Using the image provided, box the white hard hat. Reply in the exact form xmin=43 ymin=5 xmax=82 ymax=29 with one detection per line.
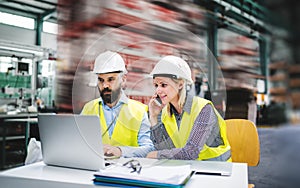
xmin=150 ymin=55 xmax=193 ymax=84
xmin=93 ymin=51 xmax=127 ymax=74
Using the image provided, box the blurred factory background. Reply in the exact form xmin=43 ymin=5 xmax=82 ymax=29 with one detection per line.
xmin=1 ymin=0 xmax=299 ymax=123
xmin=0 ymin=0 xmax=300 ymax=187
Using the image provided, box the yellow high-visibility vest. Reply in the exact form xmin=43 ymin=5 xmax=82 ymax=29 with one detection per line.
xmin=162 ymin=97 xmax=231 ymax=161
xmin=81 ymin=99 xmax=147 ymax=146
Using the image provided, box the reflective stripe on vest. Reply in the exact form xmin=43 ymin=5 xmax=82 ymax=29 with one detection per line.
xmin=161 ymin=97 xmax=231 ymax=161
xmin=81 ymin=99 xmax=147 ymax=146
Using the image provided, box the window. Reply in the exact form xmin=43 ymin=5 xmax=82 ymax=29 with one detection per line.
xmin=0 ymin=11 xmax=34 ymax=29
xmin=0 ymin=57 xmax=14 ymax=73
xmin=43 ymin=21 xmax=58 ymax=34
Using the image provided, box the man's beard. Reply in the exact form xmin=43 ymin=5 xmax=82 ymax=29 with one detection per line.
xmin=100 ymin=86 xmax=121 ymax=104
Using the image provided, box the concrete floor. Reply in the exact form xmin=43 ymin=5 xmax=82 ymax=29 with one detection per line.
xmin=249 ymin=124 xmax=300 ymax=188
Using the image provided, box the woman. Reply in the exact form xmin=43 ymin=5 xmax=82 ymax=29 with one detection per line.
xmin=147 ymin=55 xmax=231 ymax=161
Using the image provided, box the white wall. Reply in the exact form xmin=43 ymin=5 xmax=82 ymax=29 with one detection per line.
xmin=0 ymin=23 xmax=57 ymax=51
xmin=42 ymin=32 xmax=57 ymax=51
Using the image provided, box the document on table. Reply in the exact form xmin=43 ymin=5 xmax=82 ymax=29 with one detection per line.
xmin=93 ymin=162 xmax=194 ymax=187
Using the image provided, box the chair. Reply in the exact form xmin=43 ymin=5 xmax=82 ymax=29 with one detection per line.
xmin=225 ymin=119 xmax=260 ymax=188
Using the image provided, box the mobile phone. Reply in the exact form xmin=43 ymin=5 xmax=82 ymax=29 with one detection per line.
xmin=154 ymin=95 xmax=162 ymax=106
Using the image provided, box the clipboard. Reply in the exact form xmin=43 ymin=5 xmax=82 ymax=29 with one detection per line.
xmin=93 ymin=164 xmax=194 ymax=188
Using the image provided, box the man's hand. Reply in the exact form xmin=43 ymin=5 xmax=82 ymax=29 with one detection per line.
xmin=103 ymin=144 xmax=122 ymax=157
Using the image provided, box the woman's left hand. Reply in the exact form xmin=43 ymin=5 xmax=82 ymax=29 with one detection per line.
xmin=146 ymin=151 xmax=158 ymax=159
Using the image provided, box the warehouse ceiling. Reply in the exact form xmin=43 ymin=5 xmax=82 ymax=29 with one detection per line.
xmin=0 ymin=0 xmax=57 ymax=23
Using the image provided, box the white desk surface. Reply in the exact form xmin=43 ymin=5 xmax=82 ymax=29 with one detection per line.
xmin=0 ymin=161 xmax=248 ymax=188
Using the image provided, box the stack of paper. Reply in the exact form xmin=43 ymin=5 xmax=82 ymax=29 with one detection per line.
xmin=93 ymin=163 xmax=194 ymax=187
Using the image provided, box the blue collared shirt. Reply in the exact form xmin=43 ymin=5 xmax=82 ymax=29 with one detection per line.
xmin=99 ymin=91 xmax=154 ymax=157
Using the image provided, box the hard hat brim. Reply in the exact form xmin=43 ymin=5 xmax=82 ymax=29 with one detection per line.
xmin=152 ymin=74 xmax=178 ymax=79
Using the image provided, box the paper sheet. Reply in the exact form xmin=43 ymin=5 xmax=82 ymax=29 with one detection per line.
xmin=96 ymin=164 xmax=192 ymax=185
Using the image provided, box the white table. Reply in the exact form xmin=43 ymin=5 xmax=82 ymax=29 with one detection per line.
xmin=0 ymin=161 xmax=248 ymax=188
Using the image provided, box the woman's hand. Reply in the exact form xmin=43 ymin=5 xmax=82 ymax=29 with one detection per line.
xmin=146 ymin=151 xmax=158 ymax=159
xmin=148 ymin=95 xmax=164 ymax=126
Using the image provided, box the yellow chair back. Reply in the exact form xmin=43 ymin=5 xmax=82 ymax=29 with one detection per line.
xmin=225 ymin=119 xmax=260 ymax=166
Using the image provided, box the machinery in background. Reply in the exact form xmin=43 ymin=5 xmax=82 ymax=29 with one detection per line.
xmin=0 ymin=40 xmax=56 ymax=114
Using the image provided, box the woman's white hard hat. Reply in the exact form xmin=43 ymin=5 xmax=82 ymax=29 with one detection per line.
xmin=150 ymin=55 xmax=193 ymax=84
xmin=93 ymin=51 xmax=127 ymax=74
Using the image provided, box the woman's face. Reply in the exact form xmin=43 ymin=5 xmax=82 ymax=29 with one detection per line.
xmin=153 ymin=77 xmax=182 ymax=106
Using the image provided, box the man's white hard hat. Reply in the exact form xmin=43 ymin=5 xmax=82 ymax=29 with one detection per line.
xmin=93 ymin=51 xmax=127 ymax=74
xmin=150 ymin=55 xmax=193 ymax=84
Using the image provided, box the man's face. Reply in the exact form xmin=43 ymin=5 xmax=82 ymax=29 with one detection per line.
xmin=97 ymin=72 xmax=123 ymax=104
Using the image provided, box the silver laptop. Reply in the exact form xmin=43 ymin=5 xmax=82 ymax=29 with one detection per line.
xmin=38 ymin=114 xmax=105 ymax=171
xmin=158 ymin=159 xmax=232 ymax=176
xmin=190 ymin=160 xmax=232 ymax=176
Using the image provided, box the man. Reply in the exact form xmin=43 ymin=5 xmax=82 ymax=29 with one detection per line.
xmin=81 ymin=51 xmax=154 ymax=158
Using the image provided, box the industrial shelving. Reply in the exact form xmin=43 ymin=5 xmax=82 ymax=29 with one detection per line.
xmin=55 ymin=0 xmax=276 ymax=123
xmin=56 ymin=0 xmax=209 ymax=113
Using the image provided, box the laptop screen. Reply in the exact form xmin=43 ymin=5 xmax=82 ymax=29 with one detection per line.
xmin=38 ymin=114 xmax=105 ymax=171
